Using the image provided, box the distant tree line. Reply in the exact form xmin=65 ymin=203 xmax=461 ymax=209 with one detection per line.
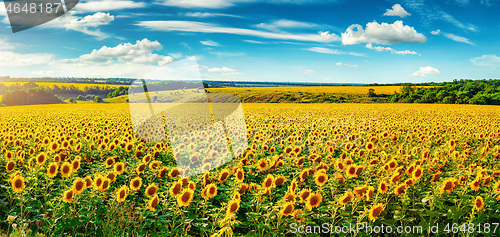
xmin=1 ymin=87 xmax=63 ymax=106
xmin=389 ymin=79 xmax=500 ymax=105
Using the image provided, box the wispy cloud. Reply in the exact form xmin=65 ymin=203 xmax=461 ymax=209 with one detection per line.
xmin=185 ymin=12 xmax=240 ymax=18
xmin=335 ymin=62 xmax=358 ymax=67
xmin=304 ymin=47 xmax=365 ymax=56
xmin=366 ymin=43 xmax=419 ymax=55
xmin=155 ymin=0 xmax=338 ymax=9
xmin=200 ymin=40 xmax=220 ymax=46
xmin=403 ymin=0 xmax=477 ymax=31
xmin=443 ymin=33 xmax=474 ymax=45
xmin=471 ymin=54 xmax=500 ymax=67
xmin=136 ymin=21 xmax=339 ymax=43
xmin=256 ymin=19 xmax=317 ymax=31
xmin=41 ymin=12 xmax=115 ymax=39
xmin=76 ymin=0 xmax=146 ymax=13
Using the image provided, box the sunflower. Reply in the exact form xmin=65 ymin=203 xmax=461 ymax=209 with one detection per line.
xmin=130 ymin=177 xmax=142 ymax=191
xmin=139 ymin=153 xmax=151 ymax=164
xmin=235 ymin=168 xmax=245 ymax=182
xmin=262 ymin=174 xmax=274 ymax=189
xmin=390 ymin=174 xmax=400 ymax=184
xmin=145 ymin=183 xmax=159 ymax=198
xmin=60 ymin=162 xmax=72 ymax=178
xmin=46 ymin=162 xmax=58 ymax=178
xmin=49 ymin=142 xmax=59 ymax=152
xmin=100 ymin=178 xmax=111 ymax=191
xmin=470 ymin=177 xmax=481 ymax=191
xmin=439 ymin=178 xmax=455 ymax=194
xmin=148 ymin=194 xmax=159 ymax=211
xmin=36 ymin=153 xmax=47 ymax=166
xmin=284 ymin=192 xmax=296 ymax=203
xmin=177 ymin=189 xmax=194 ymax=207
xmin=169 ymin=168 xmax=179 ymax=178
xmin=482 ymin=176 xmax=492 ymax=186
xmin=394 ymin=183 xmax=406 ymax=197
xmin=206 ymin=183 xmax=218 ymax=198
xmin=299 ymin=169 xmax=309 ymax=182
xmin=158 ymin=167 xmax=168 ymax=178
xmin=63 ymin=189 xmax=75 ymax=203
xmin=339 ymin=192 xmax=354 ymax=206
xmin=106 ymin=171 xmax=117 ymax=182
xmin=125 ymin=143 xmax=134 ymax=152
xmin=73 ymin=178 xmax=86 ymax=195
xmin=136 ymin=163 xmax=146 ymax=174
xmin=84 ymin=176 xmax=93 ymax=189
xmin=257 ymin=159 xmax=268 ymax=171
xmin=314 ymin=172 xmax=328 ymax=186
xmin=71 ymin=159 xmax=81 ymax=172
xmin=218 ymin=169 xmax=230 ymax=183
xmin=149 ymin=161 xmax=161 ymax=171
xmin=412 ymin=166 xmax=423 ymax=180
xmin=378 ymin=181 xmax=388 ymax=193
xmin=405 ymin=178 xmax=415 ymax=187
xmin=280 ymin=201 xmax=295 ymax=216
xmin=474 ymin=196 xmax=484 ymax=210
xmin=354 ymin=185 xmax=367 ymax=198
xmin=105 ymin=157 xmax=115 ymax=168
xmin=368 ymin=204 xmax=384 ymax=222
xmin=226 ymin=199 xmax=240 ymax=216
xmin=290 ymin=179 xmax=298 ymax=192
xmin=274 ymin=175 xmax=286 ymax=186
xmin=347 ymin=165 xmax=358 ymax=178
xmin=169 ymin=181 xmax=183 ymax=197
xmin=299 ymin=189 xmax=311 ymax=202
xmin=94 ymin=174 xmax=104 ymax=190
xmin=6 ymin=160 xmax=15 ymax=173
xmin=366 ymin=186 xmax=374 ymax=201
xmin=430 ymin=172 xmax=441 ymax=183
xmin=114 ymin=162 xmax=125 ymax=174
xmin=238 ymin=183 xmax=248 ymax=195
xmin=292 ymin=210 xmax=304 ymax=222
xmin=10 ymin=174 xmax=25 ymax=192
xmin=306 ymin=192 xmax=322 ymax=210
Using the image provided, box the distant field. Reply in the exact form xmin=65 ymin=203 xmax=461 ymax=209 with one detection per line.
xmin=1 ymin=82 xmax=127 ymax=90
xmin=211 ymin=86 xmax=436 ymax=95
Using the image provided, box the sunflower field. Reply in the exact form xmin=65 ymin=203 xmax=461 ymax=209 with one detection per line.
xmin=1 ymin=103 xmax=500 ymax=236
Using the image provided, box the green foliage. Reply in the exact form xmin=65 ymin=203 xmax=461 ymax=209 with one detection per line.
xmin=1 ymin=87 xmax=63 ymax=106
xmin=389 ymin=79 xmax=500 ymax=105
xmin=94 ymin=96 xmax=104 ymax=103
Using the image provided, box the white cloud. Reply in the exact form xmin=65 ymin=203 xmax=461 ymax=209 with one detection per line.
xmin=302 ymin=69 xmax=315 ymax=74
xmin=384 ymin=4 xmax=411 ymax=18
xmin=411 ymin=66 xmax=440 ymax=77
xmin=136 ymin=21 xmax=339 ymax=43
xmin=304 ymin=47 xmax=365 ymax=56
xmin=443 ymin=33 xmax=474 ymax=45
xmin=335 ymin=62 xmax=358 ymax=67
xmin=60 ymin=38 xmax=173 ymax=66
xmin=208 ymin=67 xmax=236 ymax=72
xmin=31 ymin=70 xmax=55 ymax=77
xmin=42 ymin=12 xmax=114 ymax=39
xmin=222 ymin=72 xmax=243 ymax=75
xmin=471 ymin=54 xmax=500 ymax=67
xmin=185 ymin=12 xmax=239 ymax=18
xmin=0 ymin=37 xmax=14 ymax=50
xmin=243 ymin=39 xmax=265 ymax=44
xmin=366 ymin=43 xmax=419 ymax=55
xmin=0 ymin=51 xmax=54 ymax=67
xmin=209 ymin=52 xmax=246 ymax=57
xmin=156 ymin=0 xmax=336 ymax=9
xmin=431 ymin=29 xmax=440 ymax=35
xmin=341 ymin=21 xmax=426 ymax=45
xmin=75 ymin=0 xmax=146 ymax=13
xmin=256 ymin=19 xmax=316 ymax=31
xmin=200 ymin=40 xmax=220 ymax=46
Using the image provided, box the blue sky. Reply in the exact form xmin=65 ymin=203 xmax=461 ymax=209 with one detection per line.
xmin=0 ymin=0 xmax=499 ymax=83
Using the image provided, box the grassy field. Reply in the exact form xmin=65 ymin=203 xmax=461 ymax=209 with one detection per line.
xmin=210 ymin=86 xmax=436 ymax=95
xmin=1 ymin=103 xmax=500 ymax=236
xmin=1 ymin=82 xmax=126 ymax=89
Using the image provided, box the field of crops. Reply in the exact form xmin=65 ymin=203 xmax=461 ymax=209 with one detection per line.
xmin=1 ymin=103 xmax=500 ymax=236
xmin=0 ymin=82 xmax=126 ymax=90
xmin=211 ymin=86 xmax=436 ymax=95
